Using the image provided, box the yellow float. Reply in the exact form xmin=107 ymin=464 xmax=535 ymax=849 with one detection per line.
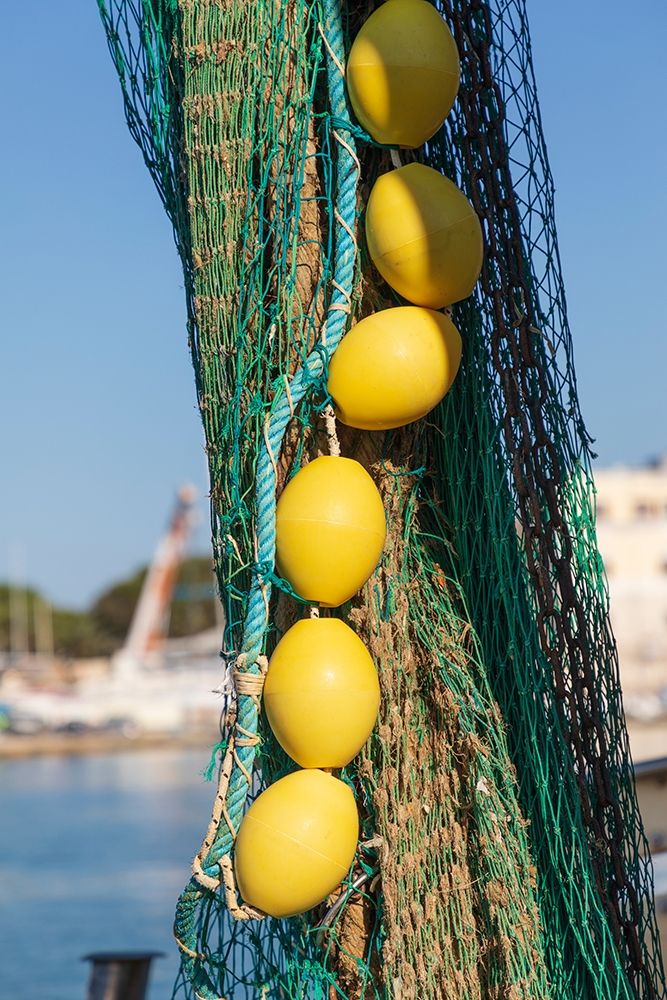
xmin=347 ymin=0 xmax=460 ymax=148
xmin=275 ymin=456 xmax=386 ymax=606
xmin=365 ymin=162 xmax=483 ymax=309
xmin=234 ymin=769 xmax=358 ymax=917
xmin=327 ymin=306 xmax=462 ymax=430
xmin=264 ymin=618 xmax=380 ymax=767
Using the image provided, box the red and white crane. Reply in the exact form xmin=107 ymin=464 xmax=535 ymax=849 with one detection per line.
xmin=113 ymin=485 xmax=198 ymax=678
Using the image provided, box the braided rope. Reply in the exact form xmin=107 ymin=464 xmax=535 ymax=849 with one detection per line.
xmin=321 ymin=403 xmax=342 ymax=457
xmin=173 ymin=0 xmax=359 ymax=992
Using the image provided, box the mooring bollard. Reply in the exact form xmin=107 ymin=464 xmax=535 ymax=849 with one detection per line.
xmin=82 ymin=951 xmax=164 ymax=1000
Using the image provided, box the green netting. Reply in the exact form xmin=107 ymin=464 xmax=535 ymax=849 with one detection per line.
xmin=97 ymin=1 xmax=667 ymax=998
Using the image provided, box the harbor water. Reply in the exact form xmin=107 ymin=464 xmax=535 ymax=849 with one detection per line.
xmin=0 ymin=749 xmax=214 ymax=1000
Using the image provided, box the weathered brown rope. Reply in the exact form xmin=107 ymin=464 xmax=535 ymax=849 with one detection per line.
xmin=189 ymin=655 xmax=269 ymax=920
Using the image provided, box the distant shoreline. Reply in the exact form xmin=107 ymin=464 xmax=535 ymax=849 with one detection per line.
xmin=0 ymin=729 xmax=216 ymax=759
xmin=3 ymin=722 xmax=662 ymax=764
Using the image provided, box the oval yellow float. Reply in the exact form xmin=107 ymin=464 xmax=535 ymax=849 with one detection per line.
xmin=264 ymin=618 xmax=380 ymax=767
xmin=234 ymin=769 xmax=358 ymax=917
xmin=327 ymin=306 xmax=462 ymax=430
xmin=365 ymin=162 xmax=483 ymax=309
xmin=276 ymin=456 xmax=386 ymax=607
xmin=347 ymin=0 xmax=460 ymax=148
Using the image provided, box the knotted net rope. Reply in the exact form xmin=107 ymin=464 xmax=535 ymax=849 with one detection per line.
xmin=97 ymin=0 xmax=667 ymax=997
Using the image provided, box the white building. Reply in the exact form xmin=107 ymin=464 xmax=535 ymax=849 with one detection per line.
xmin=595 ymin=458 xmax=667 ymax=730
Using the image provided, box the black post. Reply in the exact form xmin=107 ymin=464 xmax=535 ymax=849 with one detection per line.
xmin=82 ymin=951 xmax=164 ymax=1000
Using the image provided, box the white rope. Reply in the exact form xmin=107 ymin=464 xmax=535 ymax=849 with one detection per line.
xmin=322 ymin=403 xmax=341 ymax=457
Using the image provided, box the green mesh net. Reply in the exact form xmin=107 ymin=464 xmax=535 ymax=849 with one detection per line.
xmin=97 ymin=1 xmax=667 ymax=998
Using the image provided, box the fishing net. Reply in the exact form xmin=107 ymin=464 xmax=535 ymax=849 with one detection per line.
xmin=97 ymin=0 xmax=667 ymax=997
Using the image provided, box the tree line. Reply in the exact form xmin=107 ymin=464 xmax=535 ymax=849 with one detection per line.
xmin=0 ymin=556 xmax=218 ymax=658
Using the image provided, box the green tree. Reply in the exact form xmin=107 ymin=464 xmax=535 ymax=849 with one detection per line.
xmin=0 ymin=555 xmax=218 ymax=658
xmin=0 ymin=584 xmax=111 ymax=657
xmin=90 ymin=555 xmax=217 ymax=646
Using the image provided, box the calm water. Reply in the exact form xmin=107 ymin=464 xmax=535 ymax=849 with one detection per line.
xmin=0 ymin=749 xmax=215 ymax=1000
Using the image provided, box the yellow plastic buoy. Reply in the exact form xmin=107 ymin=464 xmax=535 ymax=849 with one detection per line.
xmin=276 ymin=456 xmax=386 ymax=607
xmin=234 ymin=769 xmax=358 ymax=917
xmin=365 ymin=162 xmax=483 ymax=309
xmin=264 ymin=618 xmax=380 ymax=767
xmin=327 ymin=306 xmax=462 ymax=430
xmin=347 ymin=0 xmax=460 ymax=148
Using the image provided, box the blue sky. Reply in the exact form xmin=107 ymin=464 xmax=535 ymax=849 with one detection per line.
xmin=1 ymin=1 xmax=666 ymax=608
